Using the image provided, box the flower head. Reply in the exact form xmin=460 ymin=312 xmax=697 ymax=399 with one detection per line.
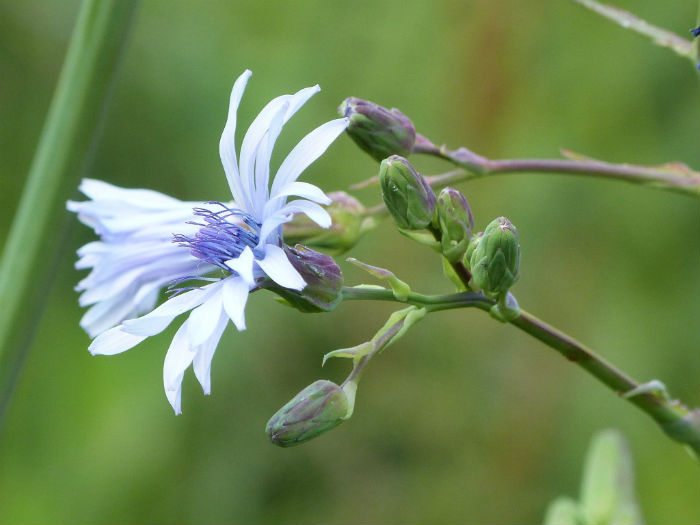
xmin=82 ymin=70 xmax=348 ymax=413
xmin=67 ymin=180 xmax=217 ymax=337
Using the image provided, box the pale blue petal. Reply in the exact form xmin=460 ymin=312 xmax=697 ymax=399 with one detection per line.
xmin=275 ymin=200 xmax=331 ymax=228
xmin=257 ymin=244 xmax=305 ymax=290
xmin=269 ymin=118 xmax=348 ymax=204
xmin=222 ymin=277 xmax=249 ymax=330
xmin=163 ymin=320 xmax=195 ymax=415
xmin=225 ymin=246 xmax=255 ymax=287
xmin=122 ymin=283 xmax=218 ymax=336
xmin=193 ymin=310 xmax=229 ymax=395
xmin=219 ymin=70 xmax=252 ymax=209
xmin=238 ymin=94 xmax=292 ymax=212
xmin=252 ymin=101 xmax=289 ymax=217
xmin=187 ymin=290 xmax=224 ymax=348
xmin=89 ymin=326 xmax=147 ymax=356
xmin=265 ymin=182 xmax=331 ymax=217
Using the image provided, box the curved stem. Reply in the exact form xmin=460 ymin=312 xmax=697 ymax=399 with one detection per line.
xmin=416 ymin=140 xmax=700 ymax=198
xmin=340 ymin=286 xmax=700 ymax=454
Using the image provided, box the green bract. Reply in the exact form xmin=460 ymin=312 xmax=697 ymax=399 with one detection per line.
xmin=469 ymin=217 xmax=520 ymax=297
xmin=339 ymin=97 xmax=416 ymax=161
xmin=266 ymin=380 xmax=350 ymax=447
xmin=436 ymin=187 xmax=474 ymax=262
xmin=379 ymin=155 xmax=436 ymax=230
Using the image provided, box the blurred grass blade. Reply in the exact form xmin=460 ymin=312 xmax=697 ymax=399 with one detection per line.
xmin=0 ymin=0 xmax=140 ymax=427
xmin=580 ymin=430 xmax=644 ymax=525
xmin=542 ymin=497 xmax=581 ymax=525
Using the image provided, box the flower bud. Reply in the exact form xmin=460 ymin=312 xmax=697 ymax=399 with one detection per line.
xmin=339 ymin=97 xmax=416 ymax=161
xmin=283 ymin=192 xmax=375 ymax=253
xmin=379 ymin=155 xmax=436 ymax=230
xmin=469 ymin=217 xmax=520 ymax=297
xmin=266 ymin=245 xmax=343 ymax=312
xmin=436 ymin=187 xmax=474 ymax=262
xmin=266 ymin=380 xmax=349 ymax=447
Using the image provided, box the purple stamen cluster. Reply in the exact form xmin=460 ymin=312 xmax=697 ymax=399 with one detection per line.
xmin=174 ymin=202 xmax=260 ymax=272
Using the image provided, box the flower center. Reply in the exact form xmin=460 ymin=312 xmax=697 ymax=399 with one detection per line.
xmin=174 ymin=202 xmax=261 ymax=272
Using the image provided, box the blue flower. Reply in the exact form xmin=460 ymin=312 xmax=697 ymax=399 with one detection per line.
xmin=79 ymin=70 xmax=348 ymax=413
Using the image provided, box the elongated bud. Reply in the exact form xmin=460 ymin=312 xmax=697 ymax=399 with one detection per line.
xmin=436 ymin=187 xmax=474 ymax=262
xmin=469 ymin=217 xmax=520 ymax=297
xmin=283 ymin=192 xmax=375 ymax=253
xmin=379 ymin=155 xmax=436 ymax=230
xmin=266 ymin=380 xmax=350 ymax=447
xmin=339 ymin=97 xmax=416 ymax=161
xmin=265 ymin=245 xmax=343 ymax=312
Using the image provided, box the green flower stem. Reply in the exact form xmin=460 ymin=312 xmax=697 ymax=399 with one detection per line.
xmin=340 ymin=286 xmax=491 ymax=311
xmin=340 ymin=286 xmax=700 ymax=454
xmin=413 ymin=140 xmax=700 ymax=198
xmin=0 ymin=0 xmax=140 ymax=424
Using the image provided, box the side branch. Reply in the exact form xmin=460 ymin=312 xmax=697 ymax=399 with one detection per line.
xmin=418 ymin=141 xmax=700 ymax=198
xmin=340 ymin=286 xmax=700 ymax=454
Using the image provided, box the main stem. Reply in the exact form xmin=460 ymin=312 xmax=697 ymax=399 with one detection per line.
xmin=340 ymin=286 xmax=700 ymax=454
xmin=0 ymin=0 xmax=140 ymax=426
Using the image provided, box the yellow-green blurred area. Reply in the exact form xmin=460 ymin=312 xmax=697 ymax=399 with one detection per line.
xmin=1 ymin=0 xmax=698 ymax=523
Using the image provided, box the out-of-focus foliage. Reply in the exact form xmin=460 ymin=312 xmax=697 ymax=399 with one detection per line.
xmin=0 ymin=1 xmax=698 ymax=523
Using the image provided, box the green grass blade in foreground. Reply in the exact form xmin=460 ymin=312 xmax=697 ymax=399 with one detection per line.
xmin=0 ymin=0 xmax=140 ymax=427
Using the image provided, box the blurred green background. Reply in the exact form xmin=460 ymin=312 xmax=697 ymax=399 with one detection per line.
xmin=1 ymin=0 xmax=698 ymax=523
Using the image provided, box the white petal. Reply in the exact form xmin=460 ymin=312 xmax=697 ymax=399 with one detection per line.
xmin=163 ymin=320 xmax=195 ymax=414
xmin=193 ymin=310 xmax=229 ymax=395
xmin=257 ymin=244 xmax=305 ymax=290
xmin=239 ymin=84 xmax=322 ymax=216
xmin=225 ymin=246 xmax=255 ymax=287
xmin=252 ymin=101 xmax=289 ymax=216
xmin=187 ymin=291 xmax=224 ymax=348
xmin=219 ymin=70 xmax=252 ymax=208
xmin=78 ymin=178 xmax=182 ymax=209
xmin=270 ymin=118 xmax=348 ymax=200
xmin=257 ymin=213 xmax=292 ymax=248
xmin=238 ymin=94 xmax=292 ymax=212
xmin=122 ymin=283 xmax=218 ymax=337
xmin=267 ymin=181 xmax=331 ymax=208
xmin=89 ymin=326 xmax=147 ymax=356
xmin=81 ymin=292 xmax=138 ymax=338
xmin=221 ymin=277 xmax=250 ymax=330
xmin=275 ymin=200 xmax=331 ymax=228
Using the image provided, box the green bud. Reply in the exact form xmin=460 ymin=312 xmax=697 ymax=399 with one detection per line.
xmin=283 ymin=191 xmax=375 ymax=253
xmin=266 ymin=245 xmax=343 ymax=312
xmin=339 ymin=97 xmax=416 ymax=161
xmin=266 ymin=380 xmax=350 ymax=447
xmin=469 ymin=217 xmax=520 ymax=297
xmin=379 ymin=155 xmax=436 ymax=230
xmin=436 ymin=187 xmax=474 ymax=262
